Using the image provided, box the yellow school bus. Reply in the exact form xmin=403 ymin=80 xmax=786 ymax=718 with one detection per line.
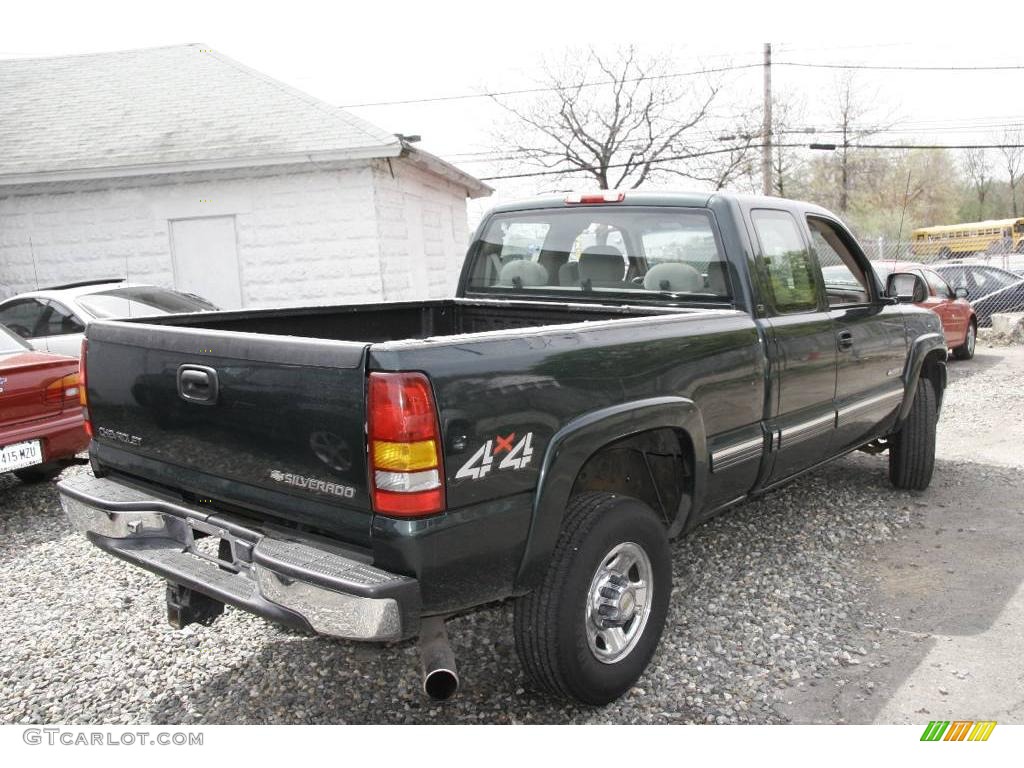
xmin=911 ymin=218 xmax=1024 ymax=258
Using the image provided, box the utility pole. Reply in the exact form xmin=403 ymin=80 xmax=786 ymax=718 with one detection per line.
xmin=762 ymin=42 xmax=773 ymax=196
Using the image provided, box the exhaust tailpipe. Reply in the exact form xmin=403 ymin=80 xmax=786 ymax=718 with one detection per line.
xmin=418 ymin=616 xmax=459 ymax=701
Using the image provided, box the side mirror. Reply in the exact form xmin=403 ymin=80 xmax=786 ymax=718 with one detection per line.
xmin=885 ymin=272 xmax=928 ymax=303
xmin=955 ymin=286 xmax=969 ymax=299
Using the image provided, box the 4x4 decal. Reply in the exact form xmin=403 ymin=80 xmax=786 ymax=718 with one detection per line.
xmin=455 ymin=432 xmax=534 ymax=481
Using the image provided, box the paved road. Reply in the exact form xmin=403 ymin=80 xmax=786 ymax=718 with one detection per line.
xmin=781 ymin=344 xmax=1024 ymax=724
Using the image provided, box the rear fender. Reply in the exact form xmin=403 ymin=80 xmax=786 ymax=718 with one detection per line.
xmin=514 ymin=396 xmax=706 ymax=591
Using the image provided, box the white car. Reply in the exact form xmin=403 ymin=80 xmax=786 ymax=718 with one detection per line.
xmin=0 ymin=279 xmax=218 ymax=357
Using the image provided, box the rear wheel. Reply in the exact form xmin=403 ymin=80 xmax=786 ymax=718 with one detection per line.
xmin=13 ymin=463 xmax=63 ymax=484
xmin=889 ymin=377 xmax=937 ymax=491
xmin=513 ymin=492 xmax=672 ymax=704
xmin=953 ymin=319 xmax=976 ymax=360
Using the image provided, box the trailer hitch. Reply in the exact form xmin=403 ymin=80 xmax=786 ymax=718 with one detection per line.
xmin=166 ymin=582 xmax=225 ymax=629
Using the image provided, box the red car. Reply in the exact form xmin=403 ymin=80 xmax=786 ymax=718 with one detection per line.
xmin=872 ymin=261 xmax=977 ymax=359
xmin=0 ymin=324 xmax=89 ymax=483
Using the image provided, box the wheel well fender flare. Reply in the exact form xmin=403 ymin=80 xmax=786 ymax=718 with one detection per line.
xmin=514 ymin=396 xmax=707 ymax=591
xmin=898 ymin=331 xmax=947 ymax=424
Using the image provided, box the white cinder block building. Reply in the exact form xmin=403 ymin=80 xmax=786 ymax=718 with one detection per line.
xmin=0 ymin=44 xmax=490 ymax=308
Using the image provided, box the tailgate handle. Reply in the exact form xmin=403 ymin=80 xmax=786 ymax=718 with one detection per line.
xmin=177 ymin=365 xmax=219 ymax=405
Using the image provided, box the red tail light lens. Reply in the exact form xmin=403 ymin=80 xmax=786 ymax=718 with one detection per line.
xmin=368 ymin=372 xmax=444 ymax=517
xmin=44 ymin=372 xmax=81 ymax=404
xmin=80 ymin=339 xmax=93 ymax=438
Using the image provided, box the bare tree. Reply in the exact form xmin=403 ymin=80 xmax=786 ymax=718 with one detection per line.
xmin=831 ymin=72 xmax=891 ymax=213
xmin=684 ymin=116 xmax=760 ymax=192
xmin=997 ymin=127 xmax=1024 ymax=217
xmin=962 ymin=147 xmax=994 ymax=219
xmin=769 ymin=93 xmax=808 ymax=198
xmin=489 ymin=47 xmax=723 ymax=189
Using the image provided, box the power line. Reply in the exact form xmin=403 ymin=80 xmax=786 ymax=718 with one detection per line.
xmin=852 ymin=142 xmax=1024 ymax=150
xmin=447 ymin=128 xmax=1024 ymax=167
xmin=476 ymin=144 xmax=800 ymax=181
xmin=473 ymin=141 xmax=1024 ymax=182
xmin=341 ymin=59 xmax=1024 ymax=109
xmin=339 ymin=62 xmax=764 ymax=107
xmin=776 ymin=61 xmax=1024 ymax=72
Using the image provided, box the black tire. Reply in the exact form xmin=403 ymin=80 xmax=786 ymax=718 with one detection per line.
xmin=888 ymin=377 xmax=937 ymax=491
xmin=13 ymin=462 xmax=63 ymax=484
xmin=952 ymin=319 xmax=976 ymax=360
xmin=513 ymin=492 xmax=672 ymax=705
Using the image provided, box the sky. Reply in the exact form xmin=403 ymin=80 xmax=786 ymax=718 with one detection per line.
xmin=5 ymin=0 xmax=1023 ymax=220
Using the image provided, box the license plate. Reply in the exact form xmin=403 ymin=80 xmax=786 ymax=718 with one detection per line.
xmin=0 ymin=440 xmax=43 ymax=471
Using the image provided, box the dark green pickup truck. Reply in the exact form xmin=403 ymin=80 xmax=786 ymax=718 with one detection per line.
xmin=58 ymin=191 xmax=947 ymax=705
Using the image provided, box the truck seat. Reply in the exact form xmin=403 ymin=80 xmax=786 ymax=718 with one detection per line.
xmin=579 ymin=246 xmax=626 ymax=287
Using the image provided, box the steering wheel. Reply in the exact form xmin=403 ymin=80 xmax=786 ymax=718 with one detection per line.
xmin=6 ymin=323 xmax=32 ymax=339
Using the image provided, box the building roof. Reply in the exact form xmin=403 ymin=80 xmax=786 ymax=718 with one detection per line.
xmin=0 ymin=44 xmax=490 ymax=196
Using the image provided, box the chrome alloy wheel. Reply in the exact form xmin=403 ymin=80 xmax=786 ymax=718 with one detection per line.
xmin=966 ymin=323 xmax=976 ymax=356
xmin=585 ymin=541 xmax=653 ymax=664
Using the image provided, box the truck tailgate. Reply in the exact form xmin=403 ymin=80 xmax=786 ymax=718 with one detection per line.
xmin=85 ymin=320 xmax=373 ymax=544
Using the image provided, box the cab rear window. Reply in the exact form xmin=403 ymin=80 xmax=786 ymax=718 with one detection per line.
xmin=464 ymin=207 xmax=731 ymax=304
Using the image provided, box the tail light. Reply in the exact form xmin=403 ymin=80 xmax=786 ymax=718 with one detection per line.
xmin=79 ymin=339 xmax=92 ymax=438
xmin=368 ymin=372 xmax=445 ymax=517
xmin=44 ymin=372 xmax=81 ymax=405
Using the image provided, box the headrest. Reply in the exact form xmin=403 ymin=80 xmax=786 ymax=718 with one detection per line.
xmin=558 ymin=261 xmax=580 ymax=286
xmin=643 ymin=262 xmax=702 ymax=293
xmin=579 ymin=245 xmax=625 ymax=283
xmin=498 ymin=259 xmax=548 ymax=287
xmin=704 ymin=261 xmax=728 ymax=295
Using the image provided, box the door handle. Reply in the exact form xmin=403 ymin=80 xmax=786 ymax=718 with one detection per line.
xmin=837 ymin=330 xmax=854 ymax=351
xmin=177 ymin=364 xmax=219 ymax=404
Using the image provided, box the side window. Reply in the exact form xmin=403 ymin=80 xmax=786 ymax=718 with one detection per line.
xmin=40 ymin=301 xmax=85 ymax=337
xmin=498 ymin=222 xmax=550 ymax=262
xmin=940 ymin=266 xmax=966 ymax=291
xmin=922 ymin=270 xmax=951 ymax=299
xmin=0 ymin=299 xmax=49 ymax=339
xmin=807 ymin=216 xmax=871 ymax=306
xmin=751 ymin=209 xmax=821 ymax=314
xmin=972 ymin=267 xmax=1013 ymax=293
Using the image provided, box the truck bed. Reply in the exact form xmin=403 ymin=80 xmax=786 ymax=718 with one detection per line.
xmin=134 ymin=298 xmax=679 ymax=343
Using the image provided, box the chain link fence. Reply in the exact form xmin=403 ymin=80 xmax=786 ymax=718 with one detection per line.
xmin=854 ymin=237 xmax=1024 ymax=327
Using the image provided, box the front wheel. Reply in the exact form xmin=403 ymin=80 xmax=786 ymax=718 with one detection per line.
xmin=889 ymin=376 xmax=937 ymax=491
xmin=513 ymin=492 xmax=672 ymax=704
xmin=953 ymin=320 xmax=976 ymax=360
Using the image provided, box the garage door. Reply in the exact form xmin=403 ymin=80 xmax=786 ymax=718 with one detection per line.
xmin=169 ymin=216 xmax=243 ymax=309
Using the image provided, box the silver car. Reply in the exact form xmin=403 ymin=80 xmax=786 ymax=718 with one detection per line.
xmin=0 ymin=279 xmax=218 ymax=357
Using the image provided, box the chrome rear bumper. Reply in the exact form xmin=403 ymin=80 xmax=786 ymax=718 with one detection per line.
xmin=58 ymin=473 xmax=420 ymax=641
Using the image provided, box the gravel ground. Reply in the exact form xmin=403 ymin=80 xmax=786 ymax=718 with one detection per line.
xmin=0 ymin=347 xmax=1017 ymax=725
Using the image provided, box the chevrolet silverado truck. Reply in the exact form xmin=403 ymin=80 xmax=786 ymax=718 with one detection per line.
xmin=58 ymin=192 xmax=947 ymax=705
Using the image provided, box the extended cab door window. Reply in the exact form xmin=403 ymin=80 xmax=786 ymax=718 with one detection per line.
xmin=750 ymin=210 xmax=823 ymax=313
